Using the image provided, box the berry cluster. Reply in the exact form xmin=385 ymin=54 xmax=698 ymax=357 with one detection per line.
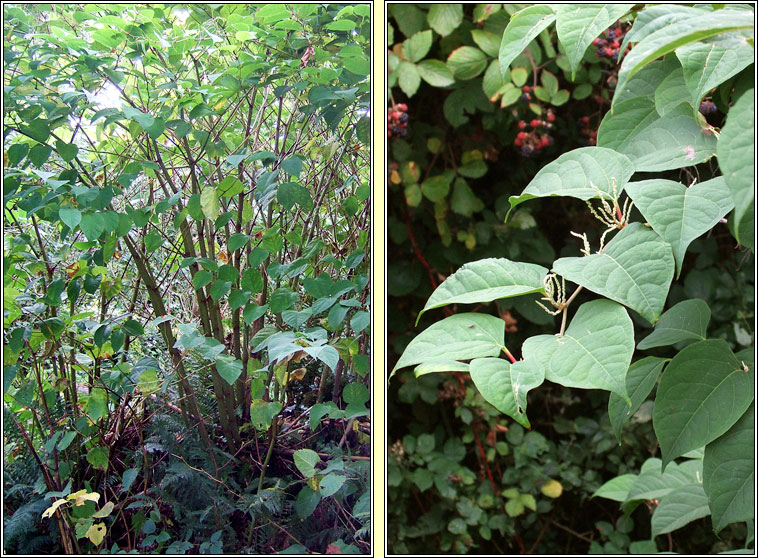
xmin=388 ymin=103 xmax=408 ymax=138
xmin=513 ymin=109 xmax=555 ymax=157
xmin=592 ymin=24 xmax=631 ymax=64
xmin=576 ymin=115 xmax=597 ymax=146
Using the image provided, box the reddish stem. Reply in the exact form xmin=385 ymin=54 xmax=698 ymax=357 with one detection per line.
xmin=405 ymin=211 xmax=453 ymax=316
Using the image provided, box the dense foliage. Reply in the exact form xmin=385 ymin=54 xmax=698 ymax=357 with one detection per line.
xmin=3 ymin=4 xmax=370 ymax=554
xmin=388 ymin=4 xmax=754 ymax=555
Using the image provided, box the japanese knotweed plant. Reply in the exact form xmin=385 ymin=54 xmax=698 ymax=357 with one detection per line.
xmin=391 ymin=3 xmax=754 ymax=543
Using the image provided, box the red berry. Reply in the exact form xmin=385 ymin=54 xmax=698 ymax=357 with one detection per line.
xmin=516 ymin=131 xmax=527 ymax=140
xmin=581 ymin=116 xmax=590 ymax=124
xmin=518 ymin=121 xmax=526 ymax=129
xmin=547 ymin=113 xmax=555 ymax=122
xmin=396 ymin=103 xmax=407 ymax=111
xmin=604 ymin=47 xmax=614 ymax=57
xmin=392 ymin=111 xmax=402 ymax=120
xmin=514 ymin=137 xmax=523 ymax=147
xmin=540 ymin=136 xmax=550 ymax=148
xmin=522 ymin=85 xmax=531 ymax=93
xmin=611 ymin=40 xmax=620 ymax=49
xmin=530 ymin=119 xmax=540 ymax=128
xmin=592 ymin=38 xmax=602 ymax=46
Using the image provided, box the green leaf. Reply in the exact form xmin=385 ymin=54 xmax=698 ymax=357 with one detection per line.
xmin=28 ymin=143 xmax=52 ymax=166
xmin=391 ymin=313 xmax=506 ymax=378
xmin=79 ymin=212 xmax=105 ymax=241
xmin=228 ymin=233 xmax=250 ymax=253
xmin=228 ymin=289 xmax=251 ymax=311
xmin=471 ymin=29 xmax=501 ymax=58
xmin=121 ymin=468 xmax=139 ymax=493
xmin=350 ymin=310 xmax=370 ymax=333
xmin=653 ymin=339 xmax=754 ymax=468
xmin=507 ymin=147 xmax=635 ymax=219
xmin=597 ymin=98 xmax=717 ymax=172
xmin=281 ymin=156 xmax=302 ymax=177
xmin=122 ymin=106 xmax=165 ymax=139
xmin=269 ymin=288 xmax=298 ymax=313
xmin=278 ymin=182 xmax=312 ymax=211
xmin=637 ymin=299 xmax=710 ymax=350
xmin=427 ymin=4 xmax=463 ymax=37
xmin=403 ymin=30 xmax=433 ymax=63
xmin=651 ymin=484 xmax=710 ymax=538
xmin=319 ymin=474 xmax=346 ymax=497
xmin=192 ymin=270 xmax=213 ymax=290
xmin=499 ymin=5 xmax=556 ymax=79
xmin=295 ymin=486 xmax=320 ymax=518
xmin=554 ymin=4 xmax=635 ymax=79
xmin=397 ymin=61 xmax=421 ymax=97
xmin=592 ymin=474 xmax=637 ymax=502
xmin=703 ymin=403 xmax=754 ymax=533
xmin=281 ymin=308 xmax=312 ymax=329
xmin=676 ymin=34 xmax=754 ymax=109
xmin=447 ymin=47 xmax=487 ymax=80
xmin=215 ymin=354 xmax=243 ymax=385
xmin=653 ymin=66 xmax=692 ymax=117
xmin=625 ymin=458 xmax=702 ymax=502
xmin=86 ymin=446 xmax=109 ymax=471
xmin=450 ymin=178 xmax=485 ymax=216
xmin=419 ymin=258 xmax=548 ymax=322
xmin=608 ymin=357 xmax=668 ymax=442
xmin=522 ymin=299 xmax=633 ymax=402
xmin=717 ymin=88 xmax=754 ymax=238
xmin=200 ymin=187 xmax=220 ymax=221
xmin=242 ymin=302 xmax=268 ymax=325
xmin=58 ymin=207 xmax=82 ymax=230
xmin=421 ymin=170 xmax=454 ymax=202
xmin=553 ymin=223 xmax=675 ymax=324
xmin=143 ymin=231 xmax=162 ymax=253
xmin=55 ymin=140 xmax=79 ymax=162
xmin=293 ymin=448 xmax=320 ymax=478
xmin=416 ymin=59 xmax=455 ymax=87
xmin=209 ymin=280 xmax=231 ymax=302
xmin=614 ymin=8 xmax=754 ymax=99
xmin=626 ymin=178 xmax=734 ymax=277
xmin=469 ymin=357 xmax=545 ymax=428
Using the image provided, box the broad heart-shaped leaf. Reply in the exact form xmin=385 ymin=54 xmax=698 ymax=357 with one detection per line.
xmin=293 ymin=448 xmax=320 ymax=478
xmin=653 ymin=66 xmax=691 ymax=117
xmin=554 ymin=4 xmax=634 ymax=80
xmin=58 ymin=206 xmax=82 ymax=230
xmin=499 ymin=5 xmax=556 ymax=79
xmin=215 ymin=354 xmax=243 ymax=386
xmin=625 ymin=457 xmax=703 ymax=503
xmin=469 ymin=357 xmax=544 ymax=429
xmin=553 ymin=223 xmax=674 ymax=324
xmin=614 ymin=9 xmax=755 ymax=102
xmin=418 ymin=258 xmax=548 ymax=323
xmin=200 ymin=186 xmax=220 ymax=221
xmin=608 ymin=356 xmax=668 ymax=442
xmin=522 ymin=299 xmax=634 ymax=402
xmin=414 ymin=360 xmax=470 ymax=376
xmin=703 ymin=403 xmax=754 ymax=533
xmin=597 ymin=98 xmax=717 ymax=172
xmin=612 ymin=57 xmax=681 ymax=106
xmin=717 ymin=88 xmax=754 ymax=238
xmin=637 ymin=298 xmax=710 ymax=350
xmin=592 ymin=474 xmax=637 ymax=502
xmin=653 ymin=339 xmax=754 ymax=469
xmin=507 ymin=147 xmax=635 ymax=219
xmin=625 ymin=178 xmax=734 ymax=277
xmin=79 ymin=212 xmax=105 ymax=241
xmin=390 ymin=313 xmax=506 ymax=379
xmin=652 ymin=484 xmax=711 ymax=538
xmin=676 ymin=33 xmax=754 ymax=110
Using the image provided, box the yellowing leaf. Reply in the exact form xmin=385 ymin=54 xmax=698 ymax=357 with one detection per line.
xmin=200 ymin=187 xmax=220 ymax=220
xmin=86 ymin=522 xmax=107 ymax=545
xmin=42 ymin=498 xmax=69 ymax=519
xmin=68 ymin=490 xmax=100 ymax=506
xmin=291 ymin=367 xmax=306 ymax=381
xmin=541 ymin=479 xmax=563 ymax=498
xmin=92 ymin=501 xmax=115 ymax=518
